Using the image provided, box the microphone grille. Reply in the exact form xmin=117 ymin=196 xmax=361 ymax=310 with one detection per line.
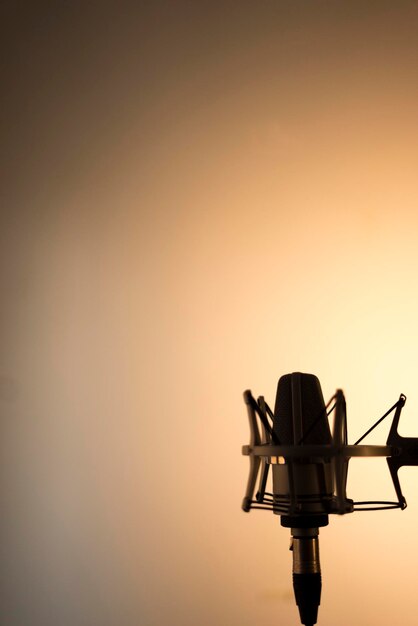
xmin=273 ymin=373 xmax=332 ymax=445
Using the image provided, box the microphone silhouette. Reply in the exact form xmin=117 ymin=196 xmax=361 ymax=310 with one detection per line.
xmin=241 ymin=371 xmax=417 ymax=625
xmin=273 ymin=373 xmax=332 ymax=626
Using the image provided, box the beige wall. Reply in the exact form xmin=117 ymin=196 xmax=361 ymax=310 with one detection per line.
xmin=2 ymin=3 xmax=418 ymax=625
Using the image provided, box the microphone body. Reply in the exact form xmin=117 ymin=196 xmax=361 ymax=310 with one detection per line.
xmin=272 ymin=373 xmax=332 ymax=626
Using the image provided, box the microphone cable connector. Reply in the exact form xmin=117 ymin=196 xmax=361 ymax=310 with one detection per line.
xmin=290 ymin=527 xmax=321 ymax=626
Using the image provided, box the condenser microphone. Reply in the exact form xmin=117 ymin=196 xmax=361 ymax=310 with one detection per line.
xmin=272 ymin=373 xmax=332 ymax=626
xmin=241 ymin=369 xmax=418 ymax=625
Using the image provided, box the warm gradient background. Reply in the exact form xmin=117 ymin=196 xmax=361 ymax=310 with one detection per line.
xmin=2 ymin=3 xmax=418 ymax=626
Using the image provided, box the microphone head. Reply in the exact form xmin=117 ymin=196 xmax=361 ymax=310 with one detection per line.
xmin=273 ymin=373 xmax=332 ymax=445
